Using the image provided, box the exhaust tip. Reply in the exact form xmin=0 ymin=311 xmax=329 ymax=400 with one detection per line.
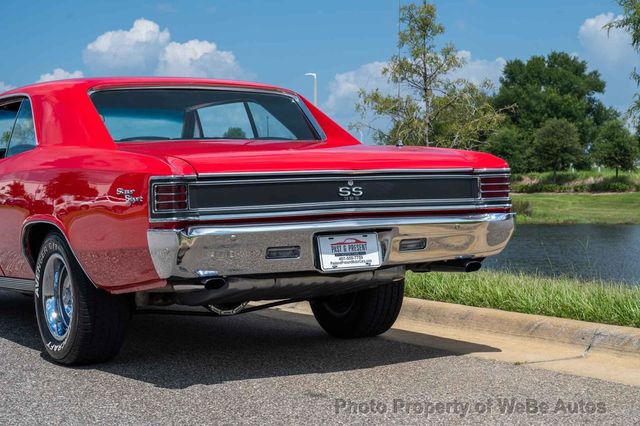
xmin=203 ymin=278 xmax=226 ymax=290
xmin=464 ymin=261 xmax=482 ymax=273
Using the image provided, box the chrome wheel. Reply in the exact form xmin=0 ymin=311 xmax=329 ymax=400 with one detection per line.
xmin=41 ymin=253 xmax=74 ymax=341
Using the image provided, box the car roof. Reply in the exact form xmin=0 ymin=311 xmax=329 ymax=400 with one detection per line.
xmin=0 ymin=77 xmax=294 ymax=97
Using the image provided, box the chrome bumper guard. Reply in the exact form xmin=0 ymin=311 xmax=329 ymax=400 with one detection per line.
xmin=147 ymin=213 xmax=515 ymax=280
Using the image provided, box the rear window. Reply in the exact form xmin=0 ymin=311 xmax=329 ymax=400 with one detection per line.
xmin=90 ymin=88 xmax=321 ymax=142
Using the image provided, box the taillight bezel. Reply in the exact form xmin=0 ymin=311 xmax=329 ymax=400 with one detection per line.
xmin=149 ymin=177 xmax=197 ymax=221
xmin=478 ymin=173 xmax=511 ymax=200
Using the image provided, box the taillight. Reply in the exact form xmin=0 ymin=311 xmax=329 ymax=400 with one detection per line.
xmin=479 ymin=175 xmax=510 ymax=199
xmin=153 ymin=183 xmax=189 ymax=212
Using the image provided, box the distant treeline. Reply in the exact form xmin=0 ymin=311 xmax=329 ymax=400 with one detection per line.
xmin=484 ymin=52 xmax=638 ymax=177
xmin=352 ymin=2 xmax=640 ymax=180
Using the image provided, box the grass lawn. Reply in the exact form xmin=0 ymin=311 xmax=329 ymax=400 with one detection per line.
xmin=405 ymin=271 xmax=640 ymax=328
xmin=512 ymin=192 xmax=640 ymax=224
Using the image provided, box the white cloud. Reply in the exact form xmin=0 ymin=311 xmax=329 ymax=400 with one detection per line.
xmin=156 ymin=39 xmax=248 ymax=79
xmin=452 ymin=50 xmax=506 ymax=87
xmin=82 ymin=18 xmax=249 ymax=80
xmin=323 ymin=61 xmax=391 ymax=119
xmin=37 ymin=68 xmax=84 ymax=83
xmin=0 ymin=82 xmax=14 ymax=93
xmin=578 ymin=12 xmax=636 ymax=65
xmin=83 ymin=18 xmax=171 ymax=71
xmin=577 ymin=12 xmax=640 ymax=112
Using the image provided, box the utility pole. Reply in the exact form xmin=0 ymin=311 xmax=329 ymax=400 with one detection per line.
xmin=396 ymin=0 xmax=404 ymax=147
xmin=304 ymin=72 xmax=317 ymax=105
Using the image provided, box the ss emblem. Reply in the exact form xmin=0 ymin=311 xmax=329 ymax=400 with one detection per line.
xmin=338 ymin=180 xmax=364 ymax=197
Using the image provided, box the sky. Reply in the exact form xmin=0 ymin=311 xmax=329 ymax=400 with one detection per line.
xmin=0 ymin=0 xmax=637 ymax=138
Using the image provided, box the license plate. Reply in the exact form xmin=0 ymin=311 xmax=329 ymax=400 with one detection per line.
xmin=317 ymin=233 xmax=381 ymax=271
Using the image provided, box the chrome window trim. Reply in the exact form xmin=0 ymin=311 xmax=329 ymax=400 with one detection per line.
xmin=87 ymin=85 xmax=327 ymax=142
xmin=0 ymin=92 xmax=32 ymax=103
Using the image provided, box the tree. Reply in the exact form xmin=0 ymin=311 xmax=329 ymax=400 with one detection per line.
xmin=353 ymin=1 xmax=506 ymax=149
xmin=223 ymin=127 xmax=247 ymax=139
xmin=533 ymin=119 xmax=582 ymax=181
xmin=483 ymin=126 xmax=531 ymax=173
xmin=605 ymin=0 xmax=640 ymax=123
xmin=592 ymin=119 xmax=639 ymax=177
xmin=493 ymin=52 xmax=613 ymax=167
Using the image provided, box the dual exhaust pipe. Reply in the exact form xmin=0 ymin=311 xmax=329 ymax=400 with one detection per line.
xmin=412 ymin=259 xmax=483 ymax=273
xmin=172 ymin=260 xmax=482 ymax=309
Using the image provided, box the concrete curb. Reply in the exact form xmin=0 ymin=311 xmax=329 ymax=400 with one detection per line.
xmin=283 ymin=297 xmax=640 ymax=355
xmin=398 ymin=298 xmax=640 ymax=355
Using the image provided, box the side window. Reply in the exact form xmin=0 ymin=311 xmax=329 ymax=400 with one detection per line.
xmin=6 ymin=99 xmax=37 ymax=157
xmin=197 ymin=102 xmax=254 ymax=139
xmin=0 ymin=101 xmax=21 ymax=159
xmin=248 ymin=102 xmax=296 ymax=140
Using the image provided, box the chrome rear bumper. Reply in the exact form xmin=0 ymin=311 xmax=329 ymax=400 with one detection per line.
xmin=147 ymin=213 xmax=515 ymax=280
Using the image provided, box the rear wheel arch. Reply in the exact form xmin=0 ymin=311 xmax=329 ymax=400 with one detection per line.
xmin=21 ymin=220 xmax=97 ymax=288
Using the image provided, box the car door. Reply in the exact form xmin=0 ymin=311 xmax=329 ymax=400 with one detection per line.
xmin=0 ymin=97 xmax=38 ymax=278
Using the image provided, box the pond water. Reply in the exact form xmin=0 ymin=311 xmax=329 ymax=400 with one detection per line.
xmin=483 ymin=224 xmax=640 ymax=285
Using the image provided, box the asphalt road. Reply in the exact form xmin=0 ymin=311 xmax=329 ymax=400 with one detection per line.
xmin=0 ymin=291 xmax=638 ymax=425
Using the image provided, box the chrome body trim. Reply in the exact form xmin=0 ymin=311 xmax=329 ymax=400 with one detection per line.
xmin=188 ymin=173 xmax=482 ymax=184
xmin=193 ymin=167 xmax=510 ymax=178
xmin=0 ymin=277 xmax=35 ymax=293
xmin=150 ymin=204 xmax=512 ymax=223
xmin=148 ymin=170 xmax=510 ymax=222
xmin=147 ymin=213 xmax=515 ymax=279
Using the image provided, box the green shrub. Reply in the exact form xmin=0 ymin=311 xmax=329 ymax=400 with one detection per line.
xmin=540 ymin=183 xmax=562 ymax=192
xmin=512 ymin=199 xmax=533 ymax=216
xmin=511 ymin=182 xmax=562 ymax=193
xmin=511 ymin=184 xmax=526 ymax=193
xmin=538 ymin=172 xmax=578 ymax=185
xmin=589 ymin=176 xmax=634 ymax=192
xmin=512 ymin=172 xmax=640 ymax=193
xmin=599 ymin=182 xmax=631 ymax=192
xmin=571 ymin=184 xmax=590 ymax=192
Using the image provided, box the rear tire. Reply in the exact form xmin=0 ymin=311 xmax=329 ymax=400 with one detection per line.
xmin=34 ymin=232 xmax=131 ymax=365
xmin=310 ymin=280 xmax=404 ymax=338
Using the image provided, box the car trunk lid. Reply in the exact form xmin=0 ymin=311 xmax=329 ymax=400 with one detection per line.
xmin=117 ymin=140 xmax=507 ymax=174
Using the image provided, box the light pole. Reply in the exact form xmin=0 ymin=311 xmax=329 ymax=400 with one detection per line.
xmin=304 ymin=72 xmax=317 ymax=105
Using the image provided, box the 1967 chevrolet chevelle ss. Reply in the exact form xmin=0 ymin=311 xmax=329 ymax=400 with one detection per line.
xmin=0 ymin=77 xmax=513 ymax=364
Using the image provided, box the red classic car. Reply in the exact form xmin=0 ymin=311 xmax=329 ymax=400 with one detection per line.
xmin=0 ymin=78 xmax=514 ymax=364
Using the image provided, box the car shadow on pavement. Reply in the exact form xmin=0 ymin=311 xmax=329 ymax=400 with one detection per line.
xmin=0 ymin=292 xmax=499 ymax=390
